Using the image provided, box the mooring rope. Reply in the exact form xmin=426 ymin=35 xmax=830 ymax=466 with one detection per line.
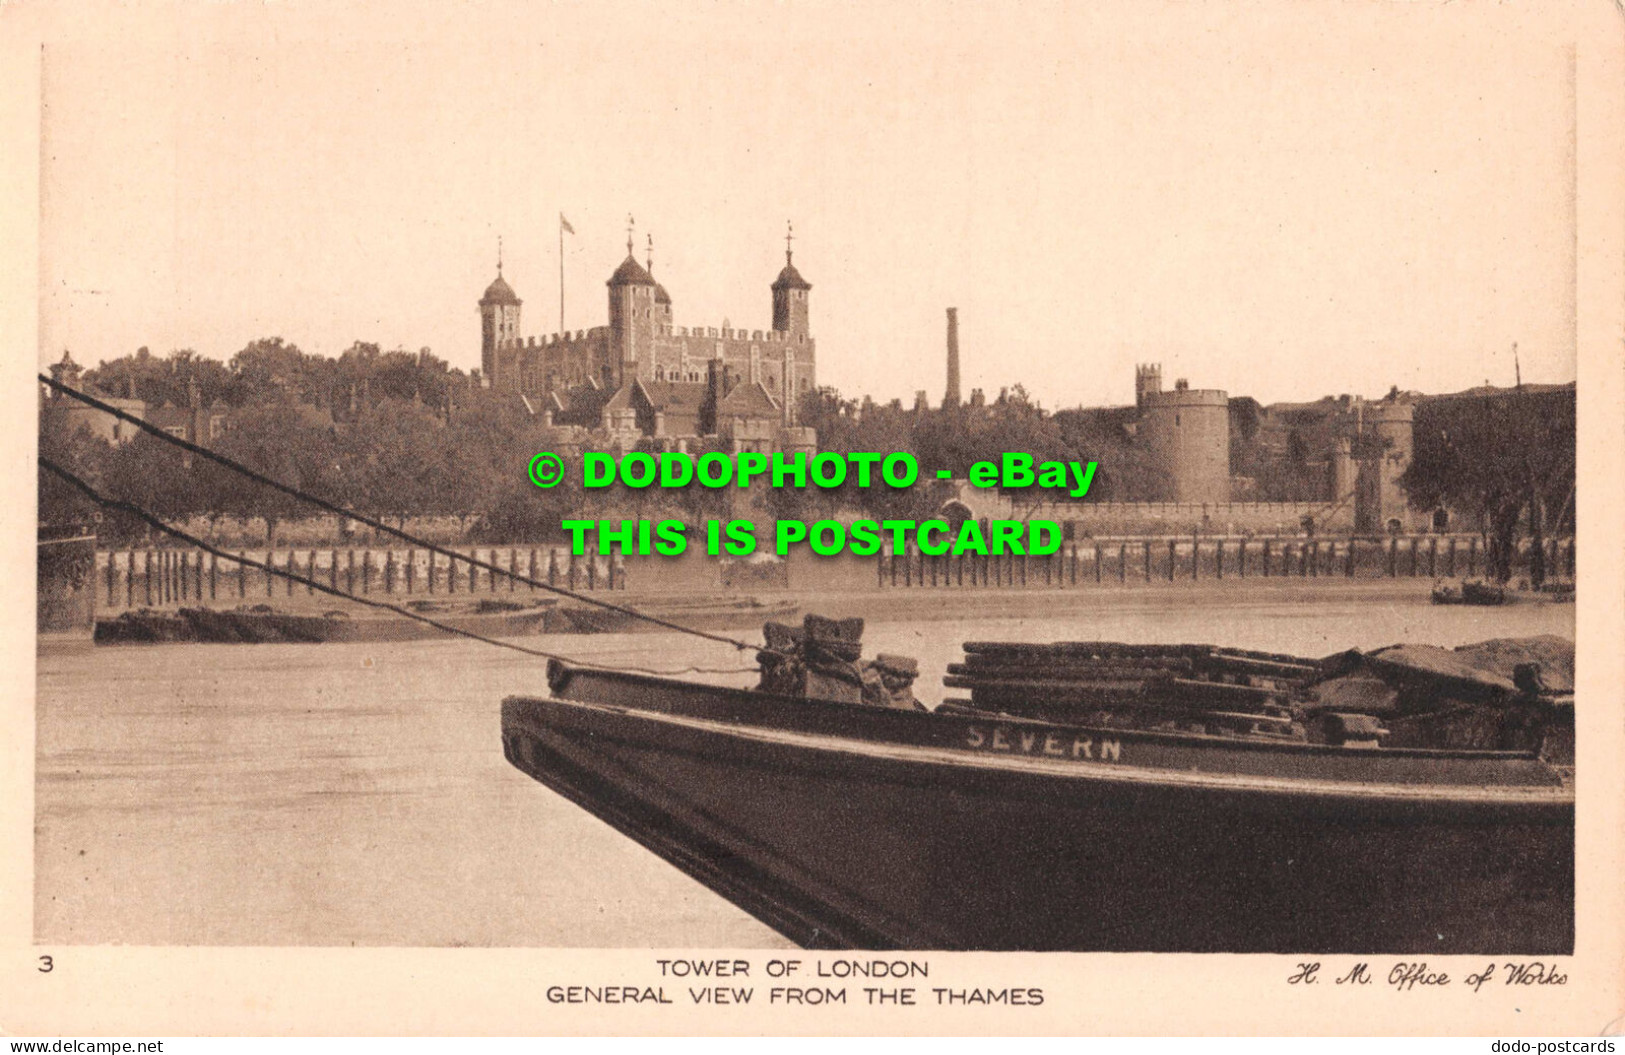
xmin=40 ymin=455 xmax=762 ymax=677
xmin=40 ymin=373 xmax=784 ymax=658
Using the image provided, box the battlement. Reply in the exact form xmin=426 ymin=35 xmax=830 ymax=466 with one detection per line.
xmin=500 ymin=327 xmax=609 ymax=351
xmin=657 ymin=325 xmax=805 ymax=343
xmin=1141 ymin=387 xmax=1229 ymax=407
xmin=498 ymin=322 xmax=818 ymax=350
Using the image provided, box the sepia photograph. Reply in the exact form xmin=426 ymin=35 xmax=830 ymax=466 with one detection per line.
xmin=7 ymin=0 xmax=1623 ymax=1038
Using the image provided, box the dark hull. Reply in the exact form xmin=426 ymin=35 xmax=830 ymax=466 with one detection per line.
xmin=502 ymin=666 xmax=1573 ymax=953
xmin=96 ymin=601 xmax=554 ymax=644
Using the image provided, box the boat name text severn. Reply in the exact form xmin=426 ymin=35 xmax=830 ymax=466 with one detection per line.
xmin=964 ymin=724 xmax=1122 ymax=761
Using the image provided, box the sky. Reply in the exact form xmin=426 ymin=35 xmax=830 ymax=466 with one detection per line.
xmin=33 ymin=0 xmax=1579 ymax=409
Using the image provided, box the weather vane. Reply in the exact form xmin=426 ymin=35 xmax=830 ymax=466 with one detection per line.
xmin=785 ymin=221 xmax=794 ymax=264
xmin=626 ymin=214 xmax=635 ymax=256
xmin=496 ymin=234 xmax=503 ymax=274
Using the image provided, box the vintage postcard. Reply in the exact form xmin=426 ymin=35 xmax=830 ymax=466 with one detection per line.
xmin=2 ymin=0 xmax=1621 ymax=1037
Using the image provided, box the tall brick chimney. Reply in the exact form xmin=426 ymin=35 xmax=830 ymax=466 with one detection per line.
xmin=944 ymin=307 xmax=961 ymax=407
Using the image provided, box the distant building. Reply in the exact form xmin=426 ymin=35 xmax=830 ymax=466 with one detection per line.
xmin=479 ymin=228 xmax=817 ymax=452
xmin=41 ymin=350 xmax=145 ymax=445
xmin=144 ymin=377 xmax=232 ymax=445
xmin=1253 ymin=392 xmax=1420 ymax=531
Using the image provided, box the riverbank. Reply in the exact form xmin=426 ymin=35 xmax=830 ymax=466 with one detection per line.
xmin=35 ymin=595 xmax=1575 ymax=946
xmin=77 ymin=575 xmax=1573 ymax=625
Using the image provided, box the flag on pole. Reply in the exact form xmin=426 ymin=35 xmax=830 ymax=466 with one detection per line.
xmin=559 ymin=213 xmax=575 ymax=235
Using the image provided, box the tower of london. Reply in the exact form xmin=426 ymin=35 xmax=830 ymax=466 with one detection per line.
xmin=478 ymin=230 xmax=817 ymax=451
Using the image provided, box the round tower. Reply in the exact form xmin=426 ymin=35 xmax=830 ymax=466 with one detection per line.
xmin=1138 ymin=378 xmax=1230 ymax=505
xmin=478 ymin=264 xmax=522 ymax=388
xmin=1368 ymin=401 xmax=1414 ymax=527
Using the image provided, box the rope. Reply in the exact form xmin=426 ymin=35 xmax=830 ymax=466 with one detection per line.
xmin=39 ymin=456 xmax=760 ymax=678
xmin=40 ymin=374 xmax=783 ymax=656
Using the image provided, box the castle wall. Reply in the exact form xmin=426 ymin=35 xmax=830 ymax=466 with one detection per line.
xmin=496 ymin=329 xmax=612 ymax=395
xmin=647 ymin=326 xmax=815 ymax=416
xmin=951 ymin=497 xmax=1382 ymax=536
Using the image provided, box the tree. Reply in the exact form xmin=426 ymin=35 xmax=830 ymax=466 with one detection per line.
xmin=333 ymin=398 xmax=451 ymax=532
xmin=211 ymin=399 xmax=342 ymax=546
xmin=1401 ymin=387 xmax=1575 ymax=584
xmin=228 ymin=337 xmax=311 ymax=406
xmin=38 ymin=415 xmax=114 ymax=531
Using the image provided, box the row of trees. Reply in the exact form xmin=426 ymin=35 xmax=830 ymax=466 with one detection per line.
xmin=42 ymin=342 xmax=1576 ymax=584
xmin=81 ymin=339 xmax=470 ymax=420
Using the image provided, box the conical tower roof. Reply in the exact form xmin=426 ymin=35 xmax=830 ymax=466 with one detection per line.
xmin=607 ymin=254 xmax=657 ymax=287
xmin=480 ymin=273 xmax=521 ymax=306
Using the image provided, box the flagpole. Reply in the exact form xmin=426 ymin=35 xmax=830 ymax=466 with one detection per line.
xmin=559 ymin=218 xmax=565 ymax=335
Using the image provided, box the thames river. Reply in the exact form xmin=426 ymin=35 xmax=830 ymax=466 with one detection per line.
xmin=35 ymin=588 xmax=1573 ymax=947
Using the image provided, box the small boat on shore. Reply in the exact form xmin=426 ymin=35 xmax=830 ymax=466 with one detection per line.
xmin=546 ymin=596 xmax=798 ymax=634
xmin=95 ymin=597 xmax=557 ymax=645
xmin=502 ymin=625 xmax=1573 ymax=954
xmin=1431 ymin=580 xmax=1507 ymax=606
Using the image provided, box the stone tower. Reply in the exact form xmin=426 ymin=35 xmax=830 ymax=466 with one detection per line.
xmin=771 ymin=226 xmax=812 ymax=338
xmin=1137 ymin=373 xmax=1230 ymax=505
xmin=1135 ymin=363 xmax=1163 ymax=411
xmin=1366 ymin=401 xmax=1415 ymax=529
xmin=944 ymin=307 xmax=962 ymax=407
xmin=607 ymin=233 xmax=658 ymax=390
xmin=478 ymin=260 xmax=522 ymax=388
xmin=1331 ymin=437 xmax=1359 ymax=503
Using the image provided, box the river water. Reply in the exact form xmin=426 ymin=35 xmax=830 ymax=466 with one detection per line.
xmin=35 ymin=590 xmax=1573 ymax=947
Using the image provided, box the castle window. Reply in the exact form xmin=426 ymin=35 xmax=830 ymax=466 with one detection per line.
xmin=1175 ymin=414 xmax=1181 ymax=427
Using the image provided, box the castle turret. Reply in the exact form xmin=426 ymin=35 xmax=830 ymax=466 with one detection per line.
xmin=771 ymin=223 xmax=811 ymax=339
xmin=607 ymin=228 xmax=658 ymax=390
xmin=1134 ymin=363 xmax=1162 ymax=411
xmin=1367 ymin=401 xmax=1414 ymax=529
xmin=478 ymin=248 xmax=522 ymax=387
xmin=48 ymin=349 xmax=83 ymax=392
xmin=647 ymin=234 xmax=673 ymax=329
xmin=1137 ymin=370 xmax=1230 ymax=504
xmin=1331 ymin=437 xmax=1358 ymax=503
